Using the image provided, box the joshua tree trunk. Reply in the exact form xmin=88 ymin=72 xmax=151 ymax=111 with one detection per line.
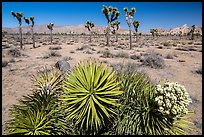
xmin=31 ymin=27 xmax=35 ymax=48
xmin=106 ymin=23 xmax=111 ymax=46
xmin=89 ymin=31 xmax=92 ymax=43
xmin=19 ymin=23 xmax=23 ymax=49
xmin=116 ymin=32 xmax=118 ymax=42
xmin=50 ymin=30 xmax=53 ymax=44
xmin=129 ymin=26 xmax=132 ymax=50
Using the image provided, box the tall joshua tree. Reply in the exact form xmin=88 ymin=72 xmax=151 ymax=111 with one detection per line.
xmin=11 ymin=11 xmax=23 ymax=49
xmin=190 ymin=25 xmax=195 ymax=40
xmin=111 ymin=21 xmax=120 ymax=42
xmin=133 ymin=20 xmax=140 ymax=42
xmin=85 ymin=21 xmax=94 ymax=42
xmin=24 ymin=16 xmax=35 ymax=48
xmin=102 ymin=5 xmax=120 ymax=46
xmin=47 ymin=23 xmax=54 ymax=44
xmin=124 ymin=7 xmax=136 ymax=50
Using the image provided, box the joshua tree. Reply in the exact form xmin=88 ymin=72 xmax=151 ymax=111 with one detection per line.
xmin=47 ymin=23 xmax=54 ymax=44
xmin=124 ymin=7 xmax=136 ymax=50
xmin=102 ymin=5 xmax=120 ymax=46
xmin=150 ymin=29 xmax=158 ymax=39
xmin=179 ymin=30 xmax=182 ymax=40
xmin=85 ymin=21 xmax=94 ymax=42
xmin=24 ymin=16 xmax=35 ymax=48
xmin=133 ymin=20 xmax=140 ymax=42
xmin=190 ymin=25 xmax=195 ymax=40
xmin=111 ymin=21 xmax=120 ymax=42
xmin=11 ymin=11 xmax=23 ymax=49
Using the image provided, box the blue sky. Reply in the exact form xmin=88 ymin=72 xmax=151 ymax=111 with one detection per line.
xmin=2 ymin=2 xmax=202 ymax=33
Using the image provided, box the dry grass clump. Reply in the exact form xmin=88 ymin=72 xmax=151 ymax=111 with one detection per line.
xmin=130 ymin=54 xmax=140 ymax=60
xmin=140 ymin=51 xmax=165 ymax=69
xmin=166 ymin=53 xmax=174 ymax=59
xmin=100 ymin=48 xmax=113 ymax=58
xmin=49 ymin=46 xmax=62 ymax=50
xmin=8 ymin=48 xmax=22 ymax=57
xmin=114 ymin=51 xmax=129 ymax=58
xmin=43 ymin=50 xmax=61 ymax=59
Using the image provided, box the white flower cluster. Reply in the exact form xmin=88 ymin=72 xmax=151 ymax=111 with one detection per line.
xmin=155 ymin=82 xmax=192 ymax=117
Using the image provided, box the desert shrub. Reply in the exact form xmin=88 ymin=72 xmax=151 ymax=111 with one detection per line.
xmin=60 ymin=60 xmax=123 ymax=135
xmin=166 ymin=53 xmax=174 ymax=59
xmin=188 ymin=41 xmax=193 ymax=45
xmin=2 ymin=60 xmax=9 ymax=67
xmin=76 ymin=45 xmax=89 ymax=51
xmin=114 ymin=51 xmax=129 ymax=58
xmin=141 ymin=52 xmax=165 ymax=69
xmin=70 ymin=50 xmax=75 ymax=53
xmin=43 ymin=51 xmax=61 ymax=59
xmin=101 ymin=49 xmax=113 ymax=58
xmin=163 ymin=42 xmax=171 ymax=47
xmin=49 ymin=46 xmax=62 ymax=50
xmin=130 ymin=54 xmax=140 ymax=60
xmin=8 ymin=48 xmax=22 ymax=57
xmin=195 ymin=68 xmax=202 ymax=75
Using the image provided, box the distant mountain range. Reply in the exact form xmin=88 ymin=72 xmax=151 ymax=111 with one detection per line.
xmin=2 ymin=24 xmax=202 ymax=35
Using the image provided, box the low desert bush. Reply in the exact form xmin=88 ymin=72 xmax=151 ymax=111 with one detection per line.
xmin=195 ymin=68 xmax=202 ymax=75
xmin=43 ymin=51 xmax=61 ymax=59
xmin=166 ymin=53 xmax=174 ymax=59
xmin=101 ymin=48 xmax=113 ymax=58
xmin=114 ymin=51 xmax=129 ymax=58
xmin=49 ymin=46 xmax=62 ymax=50
xmin=141 ymin=51 xmax=165 ymax=69
xmin=8 ymin=48 xmax=22 ymax=57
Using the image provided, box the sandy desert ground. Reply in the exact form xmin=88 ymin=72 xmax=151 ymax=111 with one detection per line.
xmin=2 ymin=33 xmax=202 ymax=135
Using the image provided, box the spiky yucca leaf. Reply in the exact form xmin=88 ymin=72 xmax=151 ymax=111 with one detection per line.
xmin=6 ymin=67 xmax=65 ymax=135
xmin=31 ymin=67 xmax=63 ymax=94
xmin=60 ymin=60 xmax=123 ymax=134
xmin=114 ymin=71 xmax=173 ymax=135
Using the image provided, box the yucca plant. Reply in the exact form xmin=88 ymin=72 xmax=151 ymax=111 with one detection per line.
xmin=60 ymin=59 xmax=123 ymax=134
xmin=124 ymin=7 xmax=136 ymax=49
xmin=11 ymin=11 xmax=23 ymax=49
xmin=111 ymin=21 xmax=120 ymax=42
xmin=133 ymin=19 xmax=140 ymax=42
xmin=5 ymin=68 xmax=66 ymax=135
xmin=113 ymin=71 xmax=172 ymax=135
xmin=102 ymin=5 xmax=120 ymax=46
xmin=85 ymin=21 xmax=94 ymax=42
xmin=47 ymin=23 xmax=54 ymax=44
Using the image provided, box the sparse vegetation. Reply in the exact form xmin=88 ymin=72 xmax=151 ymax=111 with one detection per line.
xmin=49 ymin=46 xmax=62 ymax=50
xmin=141 ymin=51 xmax=165 ymax=69
xmin=2 ymin=60 xmax=9 ymax=67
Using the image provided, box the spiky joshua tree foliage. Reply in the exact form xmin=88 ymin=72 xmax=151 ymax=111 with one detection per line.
xmin=85 ymin=21 xmax=95 ymax=42
xmin=111 ymin=21 xmax=120 ymax=42
xmin=102 ymin=5 xmax=120 ymax=46
xmin=133 ymin=20 xmax=140 ymax=42
xmin=11 ymin=11 xmax=23 ymax=49
xmin=124 ymin=7 xmax=136 ymax=50
xmin=47 ymin=23 xmax=54 ymax=44
xmin=60 ymin=60 xmax=123 ymax=135
xmin=24 ymin=16 xmax=35 ymax=48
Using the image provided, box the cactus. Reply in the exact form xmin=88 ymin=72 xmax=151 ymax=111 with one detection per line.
xmin=11 ymin=11 xmax=23 ymax=49
xmin=124 ymin=7 xmax=136 ymax=50
xmin=85 ymin=21 xmax=94 ymax=42
xmin=102 ymin=5 xmax=120 ymax=46
xmin=47 ymin=23 xmax=54 ymax=44
xmin=111 ymin=21 xmax=120 ymax=42
xmin=133 ymin=20 xmax=140 ymax=42
xmin=190 ymin=25 xmax=195 ymax=40
xmin=24 ymin=16 xmax=35 ymax=48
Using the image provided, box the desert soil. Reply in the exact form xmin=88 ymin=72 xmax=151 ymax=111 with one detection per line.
xmin=2 ymin=34 xmax=202 ymax=135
